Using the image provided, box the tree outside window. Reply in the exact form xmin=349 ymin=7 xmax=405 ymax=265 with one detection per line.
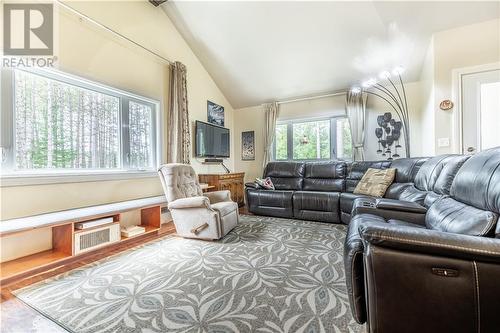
xmin=274 ymin=117 xmax=352 ymax=161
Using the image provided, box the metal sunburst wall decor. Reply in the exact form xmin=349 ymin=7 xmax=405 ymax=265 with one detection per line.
xmin=350 ymin=66 xmax=411 ymax=158
xmin=375 ymin=112 xmax=402 ymax=160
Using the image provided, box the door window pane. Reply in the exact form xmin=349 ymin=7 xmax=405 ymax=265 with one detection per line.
xmin=480 ymin=82 xmax=500 ymax=150
xmin=292 ymin=120 xmax=330 ymax=160
xmin=275 ymin=123 xmax=288 ymax=160
xmin=129 ymin=101 xmax=154 ymax=169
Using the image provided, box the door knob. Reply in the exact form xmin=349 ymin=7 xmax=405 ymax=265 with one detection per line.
xmin=467 ymin=147 xmax=475 ymax=153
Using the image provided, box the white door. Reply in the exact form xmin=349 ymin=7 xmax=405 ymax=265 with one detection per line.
xmin=461 ymin=69 xmax=500 ymax=154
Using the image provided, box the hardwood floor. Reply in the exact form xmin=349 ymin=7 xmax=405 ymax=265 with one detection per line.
xmin=0 ymin=207 xmax=250 ymax=333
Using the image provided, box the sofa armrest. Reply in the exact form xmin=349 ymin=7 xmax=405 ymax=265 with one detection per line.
xmin=352 ymin=197 xmax=426 ymax=226
xmin=204 ymin=190 xmax=231 ymax=204
xmin=245 ymin=182 xmax=260 ymax=189
xmin=375 ymin=198 xmax=427 ymax=213
xmin=168 ymin=196 xmax=210 ymax=210
xmin=359 ymin=221 xmax=500 ymax=264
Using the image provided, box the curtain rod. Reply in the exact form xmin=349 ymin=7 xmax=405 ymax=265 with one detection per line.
xmin=277 ymin=91 xmax=346 ymax=105
xmin=56 ymin=1 xmax=173 ymax=65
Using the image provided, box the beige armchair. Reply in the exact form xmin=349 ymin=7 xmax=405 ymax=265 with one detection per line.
xmin=158 ymin=164 xmax=239 ymax=240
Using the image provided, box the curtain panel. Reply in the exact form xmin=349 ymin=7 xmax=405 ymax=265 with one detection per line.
xmin=346 ymin=91 xmax=367 ymax=161
xmin=262 ymin=102 xmax=279 ymax=167
xmin=167 ymin=61 xmax=190 ymax=164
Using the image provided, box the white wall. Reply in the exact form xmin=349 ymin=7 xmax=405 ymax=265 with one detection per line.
xmin=278 ymin=95 xmax=346 ymax=120
xmin=419 ymin=40 xmax=436 ymax=156
xmin=234 ymin=82 xmax=423 ymax=182
xmin=234 ymin=105 xmax=265 ymax=182
xmin=421 ymin=18 xmax=500 ymax=154
xmin=0 ymin=1 xmax=235 ymax=262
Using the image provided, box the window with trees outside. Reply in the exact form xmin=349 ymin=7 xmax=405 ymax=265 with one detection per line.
xmin=274 ymin=117 xmax=353 ymax=161
xmin=0 ymin=69 xmax=159 ymax=179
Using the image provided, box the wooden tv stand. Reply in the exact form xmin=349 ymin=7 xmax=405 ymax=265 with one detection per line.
xmin=198 ymin=172 xmax=245 ymax=207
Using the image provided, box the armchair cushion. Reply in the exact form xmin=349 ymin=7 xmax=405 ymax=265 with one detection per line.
xmin=168 ymin=196 xmax=210 ymax=210
xmin=211 ymin=201 xmax=238 ymax=217
xmin=158 ymin=164 xmax=202 ymax=201
xmin=204 ymin=190 xmax=231 ymax=204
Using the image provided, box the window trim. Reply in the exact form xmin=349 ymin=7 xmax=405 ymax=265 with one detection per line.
xmin=273 ymin=116 xmax=352 ymax=162
xmin=0 ymin=68 xmax=163 ymax=187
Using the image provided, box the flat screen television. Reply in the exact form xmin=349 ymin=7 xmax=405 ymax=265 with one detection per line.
xmin=195 ymin=120 xmax=230 ymax=158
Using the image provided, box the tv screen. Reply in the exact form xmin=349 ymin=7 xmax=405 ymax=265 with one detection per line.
xmin=195 ymin=121 xmax=230 ymax=158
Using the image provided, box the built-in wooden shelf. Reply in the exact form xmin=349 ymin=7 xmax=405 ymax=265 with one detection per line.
xmin=0 ymin=196 xmax=174 ymax=287
xmin=1 ymin=250 xmax=71 ymax=280
xmin=0 ymin=196 xmax=167 ymax=237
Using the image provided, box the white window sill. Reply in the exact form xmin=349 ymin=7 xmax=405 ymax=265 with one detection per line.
xmin=0 ymin=170 xmax=159 ymax=187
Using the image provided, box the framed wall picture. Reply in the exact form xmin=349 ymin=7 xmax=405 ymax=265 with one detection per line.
xmin=207 ymin=100 xmax=224 ymax=127
xmin=241 ymin=131 xmax=255 ymax=160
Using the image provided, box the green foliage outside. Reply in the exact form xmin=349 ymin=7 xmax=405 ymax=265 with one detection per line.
xmin=274 ymin=118 xmax=353 ymax=161
xmin=292 ymin=120 xmax=330 ymax=159
xmin=13 ymin=70 xmax=152 ymax=170
xmin=275 ymin=124 xmax=288 ymax=160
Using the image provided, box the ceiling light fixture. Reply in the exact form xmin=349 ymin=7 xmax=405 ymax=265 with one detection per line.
xmin=379 ymin=71 xmax=391 ymax=79
xmin=392 ymin=66 xmax=405 ymax=75
xmin=362 ymin=78 xmax=377 ymax=88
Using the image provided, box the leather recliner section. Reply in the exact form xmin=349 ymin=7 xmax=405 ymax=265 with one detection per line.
xmin=350 ymin=147 xmax=500 ymax=332
xmin=293 ymin=191 xmax=340 ymax=223
xmin=264 ymin=161 xmax=305 ymax=190
xmin=303 ymin=161 xmax=346 ymax=192
xmin=246 ymin=189 xmax=294 ymax=218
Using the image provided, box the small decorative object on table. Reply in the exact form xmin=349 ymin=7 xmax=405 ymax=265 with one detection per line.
xmin=207 ymin=100 xmax=224 ymax=126
xmin=375 ymin=112 xmax=402 ymax=160
xmin=241 ymin=131 xmax=255 ymax=160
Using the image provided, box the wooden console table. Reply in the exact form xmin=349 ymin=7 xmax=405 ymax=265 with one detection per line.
xmin=198 ymin=172 xmax=245 ymax=207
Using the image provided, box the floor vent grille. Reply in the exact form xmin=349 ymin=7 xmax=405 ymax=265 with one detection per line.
xmin=74 ymin=224 xmax=120 ymax=255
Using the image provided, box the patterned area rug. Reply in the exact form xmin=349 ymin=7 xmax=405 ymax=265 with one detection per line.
xmin=15 ymin=215 xmax=365 ymax=333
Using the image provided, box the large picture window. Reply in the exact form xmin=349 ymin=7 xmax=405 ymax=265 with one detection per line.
xmin=1 ymin=69 xmax=159 ymax=177
xmin=274 ymin=117 xmax=352 ymax=161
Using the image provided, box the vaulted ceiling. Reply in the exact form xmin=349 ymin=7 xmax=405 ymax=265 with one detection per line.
xmin=163 ymin=1 xmax=499 ymax=108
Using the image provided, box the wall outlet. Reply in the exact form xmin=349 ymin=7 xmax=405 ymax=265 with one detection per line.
xmin=437 ymin=138 xmax=450 ymax=148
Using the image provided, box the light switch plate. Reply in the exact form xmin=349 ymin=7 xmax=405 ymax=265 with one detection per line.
xmin=437 ymin=138 xmax=450 ymax=147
